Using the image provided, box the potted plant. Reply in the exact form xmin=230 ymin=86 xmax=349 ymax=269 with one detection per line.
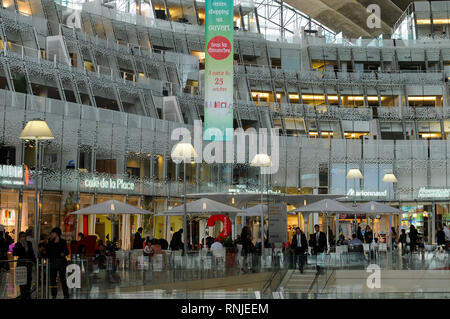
xmin=221 ymin=235 xmax=236 ymax=267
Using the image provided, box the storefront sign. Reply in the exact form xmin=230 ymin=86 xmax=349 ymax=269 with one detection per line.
xmin=346 ymin=188 xmax=387 ymax=198
xmin=0 ymin=165 xmax=27 ymax=186
xmin=417 ymin=187 xmax=450 ymax=199
xmin=83 ymin=177 xmax=135 ymax=191
xmin=268 ymin=204 xmax=287 ymax=244
xmin=204 ymin=0 xmax=234 ymax=141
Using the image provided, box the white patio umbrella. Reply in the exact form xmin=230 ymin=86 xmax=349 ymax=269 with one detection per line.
xmin=356 ymin=201 xmax=403 ymax=247
xmin=158 ymin=198 xmax=241 ymax=216
xmin=69 ymin=200 xmax=152 ymax=216
xmin=290 ymin=198 xmax=356 ymax=213
xmin=238 ymin=204 xmax=268 ymax=217
xmin=356 ymin=201 xmax=403 ymax=215
xmin=69 ymin=200 xmax=152 ymax=250
xmin=157 ymin=198 xmax=242 ymax=245
xmin=290 ymin=198 xmax=357 ymax=244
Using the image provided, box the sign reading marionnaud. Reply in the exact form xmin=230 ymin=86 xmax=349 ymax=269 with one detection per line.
xmin=417 ymin=187 xmax=450 ymax=199
xmin=204 ymin=0 xmax=234 ymax=142
xmin=346 ymin=188 xmax=387 ymax=198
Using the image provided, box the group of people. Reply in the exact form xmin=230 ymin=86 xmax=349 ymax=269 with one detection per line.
xmin=290 ymin=224 xmax=327 ymax=273
xmin=0 ymin=227 xmax=70 ymax=299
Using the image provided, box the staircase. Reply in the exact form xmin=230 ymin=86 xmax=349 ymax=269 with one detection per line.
xmin=280 ymin=269 xmax=318 ymax=294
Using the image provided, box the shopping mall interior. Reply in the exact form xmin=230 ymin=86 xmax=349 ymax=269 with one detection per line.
xmin=0 ymin=0 xmax=449 ymax=300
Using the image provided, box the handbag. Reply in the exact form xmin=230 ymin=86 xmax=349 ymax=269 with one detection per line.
xmin=406 ymin=235 xmax=411 ymax=244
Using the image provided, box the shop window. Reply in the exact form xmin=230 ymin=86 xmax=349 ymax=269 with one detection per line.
xmin=408 ymin=96 xmax=441 ymax=107
xmin=342 ymin=95 xmax=366 ymax=108
xmin=154 ymin=155 xmax=164 ymax=181
xmin=126 ymin=157 xmax=142 ymax=178
xmin=70 ymin=52 xmax=77 ymax=68
xmin=344 ymin=132 xmax=370 ymax=139
xmin=380 ymin=95 xmax=398 ymax=107
xmin=191 ymin=51 xmax=205 ymax=64
xmin=0 ymin=190 xmax=19 ymax=240
xmin=41 ymin=193 xmax=62 ymax=237
xmin=419 ymin=132 xmax=442 ymax=140
xmin=180 ymin=162 xmax=196 ymax=184
xmin=84 ymin=60 xmax=95 ymax=72
xmin=120 ymin=69 xmax=135 ymax=82
xmin=311 ymin=60 xmax=337 ymax=72
xmin=79 ymin=147 xmax=93 ymax=172
xmin=0 ymin=146 xmax=15 ymax=165
xmin=167 ymin=158 xmax=176 ymax=181
xmin=96 ymin=159 xmax=116 ymax=175
xmin=23 ymin=142 xmax=37 ymax=169
xmin=319 ymin=163 xmax=328 ymax=188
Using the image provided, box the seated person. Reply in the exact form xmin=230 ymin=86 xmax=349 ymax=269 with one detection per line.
xmin=210 ymin=238 xmax=224 ymax=256
xmin=348 ymin=234 xmax=363 ymax=246
xmin=143 ymin=241 xmax=153 ymax=257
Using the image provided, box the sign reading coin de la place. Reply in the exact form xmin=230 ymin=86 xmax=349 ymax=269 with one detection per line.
xmin=83 ymin=177 xmax=135 ymax=191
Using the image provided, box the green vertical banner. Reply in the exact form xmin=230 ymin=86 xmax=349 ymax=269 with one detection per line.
xmin=204 ymin=0 xmax=234 ymax=141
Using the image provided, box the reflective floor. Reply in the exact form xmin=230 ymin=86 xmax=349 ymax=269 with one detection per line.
xmin=1 ymin=250 xmax=448 ymax=299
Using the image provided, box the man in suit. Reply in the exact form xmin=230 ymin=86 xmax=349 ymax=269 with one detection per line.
xmin=309 ymin=224 xmax=327 ymax=273
xmin=13 ymin=232 xmax=36 ymax=299
xmin=133 ymin=227 xmax=144 ymax=250
xmin=309 ymin=224 xmax=327 ymax=255
xmin=291 ymin=227 xmax=307 ymax=273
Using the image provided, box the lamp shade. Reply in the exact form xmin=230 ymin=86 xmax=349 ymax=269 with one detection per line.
xmin=19 ymin=120 xmax=54 ymax=140
xmin=346 ymin=168 xmax=363 ymax=179
xmin=171 ymin=142 xmax=197 ymax=162
xmin=382 ymin=173 xmax=397 ymax=183
xmin=250 ymin=154 xmax=272 ymax=167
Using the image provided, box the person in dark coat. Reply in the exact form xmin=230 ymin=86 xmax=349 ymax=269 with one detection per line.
xmin=12 ymin=231 xmax=35 ymax=299
xmin=309 ymin=224 xmax=327 ymax=273
xmin=240 ymin=226 xmax=255 ymax=273
xmin=0 ymin=227 xmax=10 ymax=297
xmin=437 ymin=225 xmax=447 ymax=247
xmin=133 ymin=227 xmax=144 ymax=250
xmin=356 ymin=226 xmax=364 ymax=242
xmin=409 ymin=225 xmax=418 ymax=252
xmin=291 ymin=227 xmax=307 ymax=273
xmin=170 ymin=229 xmax=184 ymax=251
xmin=309 ymin=224 xmax=327 ymax=255
xmin=364 ymin=226 xmax=373 ymax=243
xmin=47 ymin=227 xmax=69 ymax=299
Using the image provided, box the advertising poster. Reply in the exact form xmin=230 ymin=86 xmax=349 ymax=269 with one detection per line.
xmin=268 ymin=204 xmax=287 ymax=244
xmin=204 ymin=0 xmax=234 ymax=141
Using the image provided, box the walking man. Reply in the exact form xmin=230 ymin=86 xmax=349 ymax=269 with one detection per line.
xmin=47 ymin=227 xmax=69 ymax=299
xmin=309 ymin=224 xmax=327 ymax=273
xmin=291 ymin=227 xmax=307 ymax=273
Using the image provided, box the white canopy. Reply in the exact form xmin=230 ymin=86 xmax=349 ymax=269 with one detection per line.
xmin=238 ymin=204 xmax=268 ymax=217
xmin=69 ymin=200 xmax=152 ymax=215
xmin=290 ymin=198 xmax=356 ymax=213
xmin=157 ymin=198 xmax=241 ymax=217
xmin=356 ymin=201 xmax=403 ymax=215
